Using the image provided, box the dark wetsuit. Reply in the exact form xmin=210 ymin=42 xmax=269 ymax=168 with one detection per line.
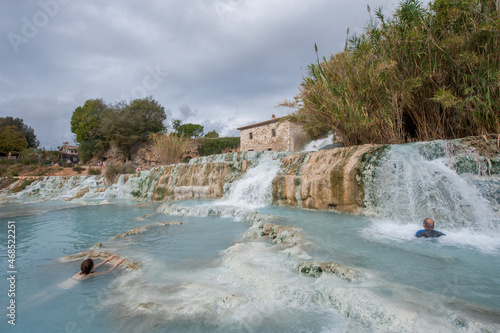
xmin=415 ymin=229 xmax=445 ymax=238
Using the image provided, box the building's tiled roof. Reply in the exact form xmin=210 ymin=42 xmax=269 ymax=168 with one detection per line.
xmin=59 ymin=144 xmax=79 ymax=155
xmin=236 ymin=115 xmax=287 ymax=131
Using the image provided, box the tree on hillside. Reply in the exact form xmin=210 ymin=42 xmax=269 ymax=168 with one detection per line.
xmin=71 ymin=97 xmax=166 ymax=162
xmin=205 ymin=130 xmax=219 ymax=138
xmin=127 ymin=97 xmax=166 ymax=139
xmin=71 ymin=99 xmax=108 ymax=142
xmin=0 ymin=125 xmax=28 ymax=155
xmin=172 ymin=118 xmax=182 ymax=133
xmin=99 ymin=97 xmax=167 ymax=161
xmin=177 ymin=123 xmax=204 ymax=138
xmin=100 ymin=106 xmax=142 ymax=161
xmin=0 ymin=117 xmax=39 ymax=148
xmin=71 ymin=98 xmax=109 ymax=162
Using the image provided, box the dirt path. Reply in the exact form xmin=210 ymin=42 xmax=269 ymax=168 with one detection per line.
xmin=47 ymin=166 xmax=106 ymax=177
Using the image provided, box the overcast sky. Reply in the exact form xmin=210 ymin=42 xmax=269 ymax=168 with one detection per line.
xmin=1 ymin=0 xmax=401 ymax=149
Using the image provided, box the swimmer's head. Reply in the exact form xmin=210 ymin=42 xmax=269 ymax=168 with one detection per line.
xmin=81 ymin=259 xmax=94 ymax=275
xmin=423 ymin=218 xmax=435 ymax=230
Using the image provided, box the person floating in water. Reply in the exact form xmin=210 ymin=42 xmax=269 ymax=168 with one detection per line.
xmin=415 ymin=218 xmax=445 ymax=238
xmin=27 ymin=255 xmax=126 ymax=308
xmin=72 ymin=255 xmax=125 ymax=280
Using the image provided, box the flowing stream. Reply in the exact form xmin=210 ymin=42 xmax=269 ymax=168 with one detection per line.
xmin=0 ymin=142 xmax=499 ymax=333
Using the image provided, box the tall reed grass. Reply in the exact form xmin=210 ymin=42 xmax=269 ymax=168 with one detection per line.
xmin=151 ymin=132 xmax=188 ymax=165
xmin=292 ymin=0 xmax=500 ymax=146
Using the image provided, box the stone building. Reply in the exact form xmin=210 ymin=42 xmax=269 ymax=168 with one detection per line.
xmin=237 ymin=115 xmax=307 ymax=152
xmin=59 ymin=142 xmax=80 ymax=164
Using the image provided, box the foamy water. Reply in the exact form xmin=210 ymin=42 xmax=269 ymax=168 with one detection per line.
xmin=302 ymin=134 xmax=334 ymax=152
xmin=4 ymin=200 xmax=498 ymax=332
xmin=216 ymin=153 xmax=282 ymax=209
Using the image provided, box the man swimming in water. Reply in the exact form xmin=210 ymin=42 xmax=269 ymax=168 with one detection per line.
xmin=415 ymin=218 xmax=445 ymax=238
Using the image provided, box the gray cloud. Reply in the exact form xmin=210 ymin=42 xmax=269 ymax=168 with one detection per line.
xmin=178 ymin=104 xmax=198 ymax=121
xmin=201 ymin=118 xmax=239 ymax=138
xmin=1 ymin=0 xmax=403 ymax=148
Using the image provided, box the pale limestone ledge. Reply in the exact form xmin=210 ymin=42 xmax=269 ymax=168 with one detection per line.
xmin=112 ymin=221 xmax=184 ymax=238
xmin=148 ymin=145 xmax=386 ymax=215
xmin=273 ymin=144 xmax=386 ymax=213
xmin=245 ymin=221 xmax=363 ymax=281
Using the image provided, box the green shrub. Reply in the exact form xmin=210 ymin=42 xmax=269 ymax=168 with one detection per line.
xmin=0 ymin=159 xmax=17 ymax=165
xmin=205 ymin=130 xmax=219 ymax=138
xmin=72 ymin=165 xmax=84 ymax=174
xmin=38 ymin=166 xmax=58 ymax=176
xmin=198 ymin=137 xmax=240 ymax=156
xmin=21 ymin=148 xmax=44 ymax=165
xmin=87 ymin=167 xmax=102 ymax=175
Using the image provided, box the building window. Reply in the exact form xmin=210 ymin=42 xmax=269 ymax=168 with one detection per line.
xmin=267 ymin=148 xmax=272 ymax=151
xmin=248 ymin=148 xmax=254 ymax=151
xmin=272 ymin=129 xmax=276 ymax=137
xmin=249 ymin=132 xmax=253 ymax=140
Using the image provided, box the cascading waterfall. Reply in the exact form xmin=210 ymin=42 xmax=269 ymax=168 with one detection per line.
xmin=216 ymin=153 xmax=282 ymax=209
xmin=1 ymin=172 xmax=154 ymax=202
xmin=159 ymin=151 xmax=287 ymax=218
xmin=361 ymin=142 xmax=500 ymax=255
xmin=364 ymin=142 xmax=500 ymax=231
xmin=4 ymin=175 xmax=105 ymax=201
xmin=302 ymin=133 xmax=334 ymax=151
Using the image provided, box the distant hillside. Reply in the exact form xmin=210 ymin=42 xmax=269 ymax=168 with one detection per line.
xmin=88 ymin=137 xmax=240 ymax=168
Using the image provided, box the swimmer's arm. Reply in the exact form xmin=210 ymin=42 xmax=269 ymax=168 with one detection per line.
xmin=93 ymin=255 xmax=117 ymax=270
xmin=89 ymin=259 xmax=124 ymax=277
